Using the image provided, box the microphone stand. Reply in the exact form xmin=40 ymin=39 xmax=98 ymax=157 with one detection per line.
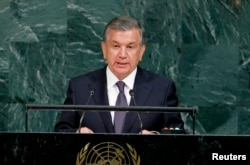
xmin=78 ymin=90 xmax=94 ymax=133
xmin=129 ymin=90 xmax=143 ymax=134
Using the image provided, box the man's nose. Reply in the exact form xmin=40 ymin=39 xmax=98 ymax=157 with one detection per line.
xmin=118 ymin=47 xmax=127 ymax=57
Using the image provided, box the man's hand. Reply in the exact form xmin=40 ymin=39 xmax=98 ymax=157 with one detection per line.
xmin=140 ymin=129 xmax=159 ymax=134
xmin=77 ymin=127 xmax=94 ymax=134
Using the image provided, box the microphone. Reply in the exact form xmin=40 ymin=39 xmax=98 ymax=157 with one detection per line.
xmin=78 ymin=90 xmax=95 ymax=133
xmin=129 ymin=89 xmax=143 ymax=134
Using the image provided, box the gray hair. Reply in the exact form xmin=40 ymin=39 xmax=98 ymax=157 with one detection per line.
xmin=102 ymin=16 xmax=145 ymax=45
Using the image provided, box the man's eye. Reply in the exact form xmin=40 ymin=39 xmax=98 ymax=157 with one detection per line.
xmin=113 ymin=45 xmax=119 ymax=48
xmin=127 ymin=46 xmax=133 ymax=49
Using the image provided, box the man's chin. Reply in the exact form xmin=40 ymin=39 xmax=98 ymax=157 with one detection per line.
xmin=114 ymin=69 xmax=130 ymax=79
xmin=114 ymin=65 xmax=129 ymax=71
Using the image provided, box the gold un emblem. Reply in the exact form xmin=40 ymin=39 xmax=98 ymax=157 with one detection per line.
xmin=76 ymin=142 xmax=140 ymax=165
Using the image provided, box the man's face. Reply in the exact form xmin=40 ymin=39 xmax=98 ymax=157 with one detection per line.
xmin=101 ymin=28 xmax=146 ymax=80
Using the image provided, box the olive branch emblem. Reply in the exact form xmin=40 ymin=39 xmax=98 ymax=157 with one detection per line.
xmin=76 ymin=142 xmax=90 ymax=165
xmin=126 ymin=143 xmax=141 ymax=165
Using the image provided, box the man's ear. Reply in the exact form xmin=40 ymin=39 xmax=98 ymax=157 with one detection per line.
xmin=101 ymin=41 xmax=106 ymax=59
xmin=139 ymin=44 xmax=146 ymax=61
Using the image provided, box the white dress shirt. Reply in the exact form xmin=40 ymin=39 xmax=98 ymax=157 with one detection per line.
xmin=106 ymin=66 xmax=137 ymax=124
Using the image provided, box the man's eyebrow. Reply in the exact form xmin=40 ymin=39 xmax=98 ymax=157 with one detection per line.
xmin=110 ymin=40 xmax=119 ymax=44
xmin=128 ymin=42 xmax=137 ymax=45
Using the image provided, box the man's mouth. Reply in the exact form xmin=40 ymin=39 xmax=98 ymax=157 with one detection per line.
xmin=116 ymin=62 xmax=127 ymax=66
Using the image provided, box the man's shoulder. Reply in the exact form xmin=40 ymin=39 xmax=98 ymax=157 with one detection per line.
xmin=138 ymin=67 xmax=174 ymax=83
xmin=70 ymin=67 xmax=106 ymax=82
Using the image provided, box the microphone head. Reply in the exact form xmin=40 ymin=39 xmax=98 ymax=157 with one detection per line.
xmin=90 ymin=90 xmax=95 ymax=95
xmin=129 ymin=89 xmax=134 ymax=96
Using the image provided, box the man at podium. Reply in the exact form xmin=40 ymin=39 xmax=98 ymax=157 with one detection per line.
xmin=54 ymin=16 xmax=185 ymax=134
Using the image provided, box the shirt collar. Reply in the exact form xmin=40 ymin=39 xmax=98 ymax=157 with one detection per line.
xmin=106 ymin=66 xmax=137 ymax=90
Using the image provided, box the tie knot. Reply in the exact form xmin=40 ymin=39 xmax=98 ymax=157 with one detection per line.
xmin=116 ymin=81 xmax=125 ymax=93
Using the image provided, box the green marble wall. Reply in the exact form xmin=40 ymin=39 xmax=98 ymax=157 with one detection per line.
xmin=0 ymin=0 xmax=249 ymax=134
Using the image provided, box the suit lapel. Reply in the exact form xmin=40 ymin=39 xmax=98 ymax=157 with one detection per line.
xmin=90 ymin=67 xmax=115 ymax=133
xmin=124 ymin=67 xmax=152 ymax=133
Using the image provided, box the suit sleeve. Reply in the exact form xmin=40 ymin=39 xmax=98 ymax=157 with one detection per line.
xmin=54 ymin=80 xmax=79 ymax=132
xmin=163 ymin=80 xmax=185 ymax=133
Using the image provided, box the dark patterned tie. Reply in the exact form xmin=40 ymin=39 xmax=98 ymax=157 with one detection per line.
xmin=114 ymin=81 xmax=128 ymax=133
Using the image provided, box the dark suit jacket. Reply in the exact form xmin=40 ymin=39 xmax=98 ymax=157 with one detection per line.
xmin=54 ymin=66 xmax=184 ymax=133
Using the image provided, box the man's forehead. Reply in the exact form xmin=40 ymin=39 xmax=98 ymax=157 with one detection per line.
xmin=110 ymin=40 xmax=137 ymax=45
xmin=108 ymin=29 xmax=140 ymax=39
